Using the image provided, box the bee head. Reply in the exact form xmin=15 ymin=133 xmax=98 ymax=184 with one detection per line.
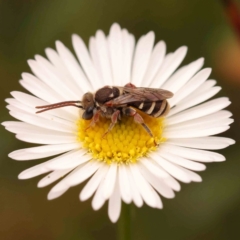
xmin=81 ymin=92 xmax=95 ymax=120
xmin=82 ymin=108 xmax=94 ymax=120
xmin=81 ymin=92 xmax=95 ymax=109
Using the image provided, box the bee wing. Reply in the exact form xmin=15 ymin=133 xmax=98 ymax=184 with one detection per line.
xmin=123 ymin=87 xmax=173 ymax=101
xmin=107 ymin=87 xmax=173 ymax=106
xmin=107 ymin=93 xmax=144 ymax=106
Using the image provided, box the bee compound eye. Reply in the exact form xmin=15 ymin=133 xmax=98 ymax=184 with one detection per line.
xmin=87 ymin=106 xmax=94 ymax=112
xmin=82 ymin=110 xmax=94 ymax=120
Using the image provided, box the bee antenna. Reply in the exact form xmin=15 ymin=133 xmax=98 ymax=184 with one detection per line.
xmin=36 ymin=101 xmax=82 ymax=113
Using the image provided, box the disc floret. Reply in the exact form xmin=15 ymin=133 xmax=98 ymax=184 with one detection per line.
xmin=77 ymin=113 xmax=165 ymax=164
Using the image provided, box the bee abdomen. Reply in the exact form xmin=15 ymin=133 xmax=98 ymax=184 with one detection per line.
xmin=132 ymin=100 xmax=170 ymax=118
xmin=152 ymin=100 xmax=170 ymax=117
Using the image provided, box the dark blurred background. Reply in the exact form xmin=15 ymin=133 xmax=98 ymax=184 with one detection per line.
xmin=0 ymin=0 xmax=239 ymax=239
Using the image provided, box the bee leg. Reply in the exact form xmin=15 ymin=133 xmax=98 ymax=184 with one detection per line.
xmin=123 ymin=107 xmax=157 ymax=146
xmin=124 ymin=83 xmax=137 ymax=88
xmin=102 ymin=110 xmax=120 ymax=138
xmin=133 ymin=113 xmax=153 ymax=138
xmin=134 ymin=114 xmax=158 ymax=146
xmin=85 ymin=110 xmax=101 ymax=131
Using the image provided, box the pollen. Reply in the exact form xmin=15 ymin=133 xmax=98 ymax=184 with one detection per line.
xmin=76 ymin=112 xmax=166 ymax=164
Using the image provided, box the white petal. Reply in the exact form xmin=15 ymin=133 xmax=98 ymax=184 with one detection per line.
xmin=165 ymin=125 xmax=232 ymax=139
xmin=10 ymin=91 xmax=48 ymax=108
xmin=129 ymin=164 xmax=160 ymax=208
xmin=9 ymin=110 xmax=75 ymax=133
xmin=166 ymin=97 xmax=231 ymax=125
xmin=161 ymin=58 xmax=204 ymax=93
xmin=2 ymin=121 xmax=34 ymax=128
xmin=159 ymin=152 xmax=206 ymax=171
xmin=166 ymin=117 xmax=233 ymax=132
xmin=80 ymin=164 xmax=108 ymax=201
xmin=125 ymin=167 xmax=143 ymax=207
xmin=166 ymin=110 xmax=232 ymax=130
xmin=43 ymin=149 xmax=85 ymax=169
xmin=102 ymin=163 xmax=118 ymax=199
xmin=164 ymin=116 xmax=232 ymax=138
xmin=92 ymin=174 xmax=107 ymax=211
xmin=3 ymin=121 xmax=76 ymax=144
xmin=47 ymin=162 xmax=88 ymax=199
xmin=17 ymin=80 xmax=75 ymax=122
xmin=122 ymin=30 xmax=135 ymax=85
xmin=131 ymin=31 xmax=155 ymax=85
xmin=6 ymin=101 xmax=76 ymax=129
xmin=66 ymin=160 xmax=100 ymax=187
xmin=35 ymin=55 xmax=79 ymax=99
xmin=140 ymin=157 xmax=169 ymax=178
xmin=150 ymin=46 xmax=187 ymax=88
xmin=20 ymin=74 xmax=78 ymax=120
xmin=166 ymin=137 xmax=235 ymax=150
xmin=159 ymin=144 xmax=225 ymax=162
xmin=28 ymin=59 xmax=78 ymax=105
xmin=177 ymin=79 xmax=217 ymax=105
xmin=18 ymin=151 xmax=84 ymax=183
xmin=181 ymin=168 xmax=202 ymax=182
xmin=7 ymin=102 xmax=76 ymax=129
xmin=95 ymin=30 xmax=113 ymax=85
xmin=157 ymin=52 xmax=173 ymax=72
xmin=72 ymin=34 xmax=102 ymax=90
xmin=21 ymin=73 xmax=64 ymax=104
xmin=108 ymin=23 xmax=123 ymax=85
xmin=47 ymin=177 xmax=70 ymax=200
xmin=47 ymin=152 xmax=91 ymax=171
xmin=9 ymin=90 xmax=78 ymax=125
xmin=15 ymin=132 xmax=76 ymax=145
xmin=8 ymin=143 xmax=80 ymax=161
xmin=38 ymin=169 xmax=73 ymax=188
xmin=56 ymin=41 xmax=92 ymax=92
xmin=163 ymin=176 xmax=181 ymax=192
xmin=89 ymin=37 xmax=103 ymax=85
xmin=168 ymin=68 xmax=211 ymax=107
xmin=6 ymin=99 xmax=35 ymax=115
xmin=18 ymin=163 xmax=50 ymax=179
xmin=142 ymin=40 xmax=166 ymax=87
xmin=169 ymin=86 xmax=222 ymax=116
xmin=183 ymin=85 xmax=222 ymax=107
xmin=3 ymin=121 xmax=48 ymax=134
xmin=118 ymin=164 xmax=132 ymax=204
xmin=108 ymin=176 xmax=122 ymax=223
xmin=45 ymin=48 xmax=74 ymax=79
xmin=150 ymin=153 xmax=191 ymax=183
xmin=165 ymin=115 xmax=233 ymax=132
xmin=139 ymin=165 xmax=175 ymax=198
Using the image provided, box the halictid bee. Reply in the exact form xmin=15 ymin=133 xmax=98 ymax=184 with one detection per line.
xmin=36 ymin=83 xmax=173 ymax=138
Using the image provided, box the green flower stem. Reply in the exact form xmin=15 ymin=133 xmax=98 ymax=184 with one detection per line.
xmin=117 ymin=203 xmax=134 ymax=240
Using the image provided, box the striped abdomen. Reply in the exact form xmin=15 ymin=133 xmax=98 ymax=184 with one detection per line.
xmin=131 ymin=100 xmax=170 ymax=118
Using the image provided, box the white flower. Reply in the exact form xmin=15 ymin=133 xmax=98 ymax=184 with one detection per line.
xmin=2 ymin=23 xmax=234 ymax=223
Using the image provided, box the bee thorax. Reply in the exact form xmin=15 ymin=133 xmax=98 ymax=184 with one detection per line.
xmin=100 ymin=106 xmax=116 ymax=119
xmin=95 ymin=86 xmax=120 ymax=104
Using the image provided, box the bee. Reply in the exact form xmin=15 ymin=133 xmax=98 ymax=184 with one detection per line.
xmin=36 ymin=83 xmax=173 ymax=139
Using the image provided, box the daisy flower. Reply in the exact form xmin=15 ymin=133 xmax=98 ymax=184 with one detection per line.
xmin=2 ymin=23 xmax=234 ymax=223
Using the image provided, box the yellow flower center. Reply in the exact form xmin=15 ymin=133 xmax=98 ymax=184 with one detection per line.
xmin=77 ymin=111 xmax=166 ymax=164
